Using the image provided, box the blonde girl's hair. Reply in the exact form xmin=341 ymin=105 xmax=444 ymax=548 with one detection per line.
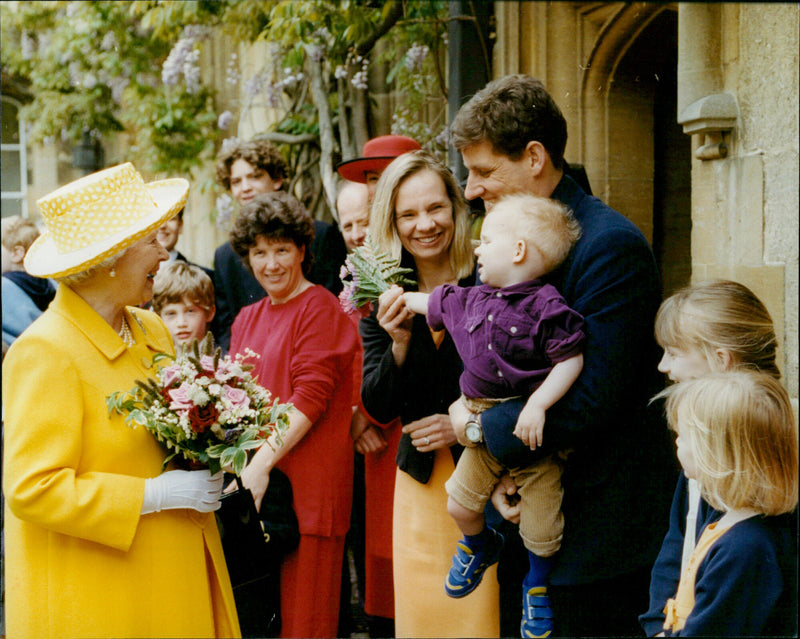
xmin=654 ymin=280 xmax=780 ymax=379
xmin=660 ymin=370 xmax=798 ymax=516
xmin=370 ymin=150 xmax=474 ymax=281
xmin=491 ymin=194 xmax=581 ymax=273
xmin=152 ymin=261 xmax=215 ymax=314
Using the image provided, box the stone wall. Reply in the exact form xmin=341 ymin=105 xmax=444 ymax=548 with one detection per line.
xmin=494 ymin=1 xmax=798 ymax=405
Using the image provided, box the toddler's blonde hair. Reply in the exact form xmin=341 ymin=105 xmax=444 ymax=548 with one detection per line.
xmin=152 ymin=262 xmax=215 ymax=314
xmin=661 ymin=370 xmax=798 ymax=516
xmin=491 ymin=194 xmax=581 ymax=273
xmin=654 ymin=280 xmax=779 ymax=379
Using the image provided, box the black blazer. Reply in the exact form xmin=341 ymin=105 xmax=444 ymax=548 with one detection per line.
xmin=359 ymin=263 xmax=477 ymax=484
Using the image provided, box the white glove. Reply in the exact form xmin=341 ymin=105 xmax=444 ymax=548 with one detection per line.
xmin=141 ymin=469 xmax=224 ymax=515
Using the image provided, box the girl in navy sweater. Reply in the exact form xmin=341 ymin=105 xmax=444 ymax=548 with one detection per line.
xmin=656 ymin=371 xmax=797 ymax=636
xmin=640 ymin=280 xmax=793 ymax=636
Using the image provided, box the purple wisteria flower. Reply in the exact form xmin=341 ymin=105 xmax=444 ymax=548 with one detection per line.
xmin=101 ymin=31 xmax=118 ymax=52
xmin=404 ymin=43 xmax=429 ymax=72
xmin=215 ymin=193 xmax=235 ymax=231
xmin=218 ymin=111 xmax=233 ymax=130
xmin=161 ymin=25 xmax=210 ymax=91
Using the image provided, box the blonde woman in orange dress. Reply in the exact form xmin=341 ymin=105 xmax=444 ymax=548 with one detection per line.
xmin=360 ymin=150 xmax=500 ymax=638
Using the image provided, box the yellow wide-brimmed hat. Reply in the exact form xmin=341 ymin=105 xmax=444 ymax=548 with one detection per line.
xmin=25 ymin=162 xmax=189 ymax=279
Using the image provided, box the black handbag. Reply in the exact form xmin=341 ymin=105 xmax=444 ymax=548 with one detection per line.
xmin=216 ymin=468 xmax=299 ymax=588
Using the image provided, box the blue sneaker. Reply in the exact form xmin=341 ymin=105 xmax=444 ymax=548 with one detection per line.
xmin=444 ymin=527 xmax=504 ymax=598
xmin=521 ymin=586 xmax=554 ymax=638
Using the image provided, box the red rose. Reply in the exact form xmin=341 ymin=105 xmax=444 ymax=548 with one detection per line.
xmin=188 ymin=402 xmax=219 ymax=433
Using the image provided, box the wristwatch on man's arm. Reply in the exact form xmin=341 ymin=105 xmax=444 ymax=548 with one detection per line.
xmin=465 ymin=412 xmax=483 ymax=444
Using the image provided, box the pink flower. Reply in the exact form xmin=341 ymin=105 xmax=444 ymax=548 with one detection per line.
xmin=214 ymin=358 xmax=233 ymax=378
xmin=223 ymin=385 xmax=250 ymax=410
xmin=168 ymin=382 xmax=194 ymax=410
xmin=339 ymin=285 xmax=359 ymax=315
xmin=162 ymin=364 xmax=183 ymax=388
xmin=199 ymin=355 xmax=216 ymax=373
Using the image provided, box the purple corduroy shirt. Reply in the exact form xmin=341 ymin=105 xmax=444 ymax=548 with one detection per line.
xmin=427 ymin=279 xmax=586 ymax=400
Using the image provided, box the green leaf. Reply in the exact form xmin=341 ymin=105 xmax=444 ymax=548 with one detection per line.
xmin=232 ymin=448 xmax=247 ymax=475
xmin=206 ymin=443 xmax=229 ymax=458
xmin=385 ymin=56 xmax=406 ymax=85
xmin=238 ymin=438 xmax=263 ymax=451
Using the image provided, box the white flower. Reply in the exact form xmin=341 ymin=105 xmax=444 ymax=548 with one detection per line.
xmin=66 ymin=2 xmax=82 ymax=19
xmin=178 ymin=413 xmax=192 ymax=438
xmin=183 ymin=49 xmax=202 ymax=94
xmin=188 ymin=386 xmax=210 ymax=406
xmin=226 ymin=54 xmax=240 ymax=85
xmin=351 ymin=70 xmax=368 ymax=90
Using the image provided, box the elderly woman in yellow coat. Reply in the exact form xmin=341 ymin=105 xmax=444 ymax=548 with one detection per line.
xmin=2 ymin=163 xmax=241 ymax=639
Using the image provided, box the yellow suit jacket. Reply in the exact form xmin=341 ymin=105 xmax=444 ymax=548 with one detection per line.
xmin=2 ymin=284 xmax=240 ymax=638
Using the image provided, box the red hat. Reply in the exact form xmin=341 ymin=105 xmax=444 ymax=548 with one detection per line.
xmin=336 ymin=135 xmax=421 ymax=183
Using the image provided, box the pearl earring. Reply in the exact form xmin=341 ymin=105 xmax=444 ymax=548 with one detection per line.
xmin=109 ymin=269 xmax=116 ymax=278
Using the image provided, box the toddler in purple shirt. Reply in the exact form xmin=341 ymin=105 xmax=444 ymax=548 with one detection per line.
xmin=404 ymin=193 xmax=585 ymax=636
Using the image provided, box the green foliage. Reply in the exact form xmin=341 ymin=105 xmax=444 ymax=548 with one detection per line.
xmin=1 ymin=0 xmax=220 ymax=176
xmin=1 ymin=0 xmax=450 ymax=183
xmin=126 ymin=85 xmax=218 ymax=174
xmin=381 ymin=1 xmax=449 ymax=152
xmin=339 ymin=232 xmax=416 ymax=311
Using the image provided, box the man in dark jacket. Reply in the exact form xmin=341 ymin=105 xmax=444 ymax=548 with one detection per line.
xmin=449 ymin=74 xmax=677 ymax=637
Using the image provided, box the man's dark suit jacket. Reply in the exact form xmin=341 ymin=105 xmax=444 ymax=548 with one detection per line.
xmin=481 ymin=174 xmax=677 ymax=586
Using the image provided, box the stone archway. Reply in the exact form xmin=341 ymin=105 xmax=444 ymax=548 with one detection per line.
xmin=579 ymin=3 xmax=691 ymax=294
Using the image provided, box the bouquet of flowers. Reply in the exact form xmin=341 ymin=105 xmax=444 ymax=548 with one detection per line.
xmin=339 ymin=232 xmax=416 ymax=317
xmin=107 ymin=334 xmax=292 ymax=476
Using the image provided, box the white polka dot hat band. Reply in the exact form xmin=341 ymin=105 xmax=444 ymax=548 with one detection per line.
xmin=25 ymin=163 xmax=189 ymax=279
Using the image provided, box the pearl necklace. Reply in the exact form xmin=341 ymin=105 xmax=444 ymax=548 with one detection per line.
xmin=118 ymin=317 xmax=135 ymax=347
